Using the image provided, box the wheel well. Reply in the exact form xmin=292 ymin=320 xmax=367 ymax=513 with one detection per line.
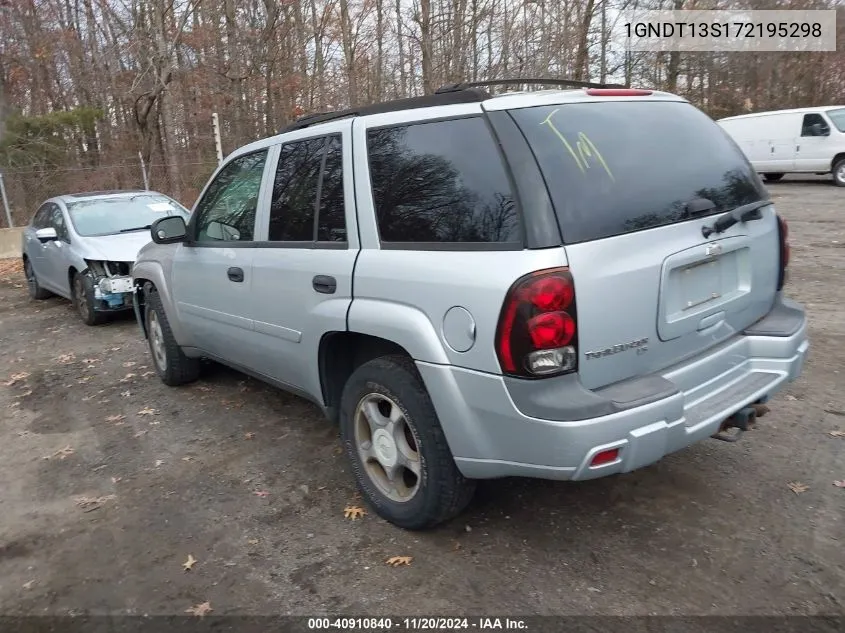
xmin=134 ymin=278 xmax=152 ymax=336
xmin=833 ymin=153 xmax=845 ymax=171
xmin=319 ymin=332 xmax=412 ymax=423
xmin=67 ymin=267 xmax=78 ymax=290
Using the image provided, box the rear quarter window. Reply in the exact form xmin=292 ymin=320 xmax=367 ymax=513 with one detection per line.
xmin=510 ymin=101 xmax=767 ymax=244
xmin=367 ymin=117 xmax=522 ymax=246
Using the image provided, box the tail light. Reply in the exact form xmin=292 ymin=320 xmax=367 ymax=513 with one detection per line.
xmin=776 ymin=214 xmax=790 ymax=290
xmin=495 ymin=267 xmax=578 ymax=378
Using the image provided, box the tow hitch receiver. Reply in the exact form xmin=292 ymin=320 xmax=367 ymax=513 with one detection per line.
xmin=712 ymin=398 xmax=769 ymax=443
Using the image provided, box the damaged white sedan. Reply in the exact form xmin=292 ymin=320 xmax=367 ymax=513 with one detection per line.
xmin=21 ymin=190 xmax=191 ymax=325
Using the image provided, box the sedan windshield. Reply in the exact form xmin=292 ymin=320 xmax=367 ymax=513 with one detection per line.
xmin=826 ymin=108 xmax=845 ymax=133
xmin=67 ymin=194 xmax=190 ymax=237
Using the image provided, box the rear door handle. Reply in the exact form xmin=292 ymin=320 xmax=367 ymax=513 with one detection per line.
xmin=227 ymin=267 xmax=244 ymax=283
xmin=312 ymin=275 xmax=337 ymax=294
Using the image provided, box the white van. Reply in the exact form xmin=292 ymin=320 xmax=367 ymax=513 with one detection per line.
xmin=718 ymin=106 xmax=845 ymax=186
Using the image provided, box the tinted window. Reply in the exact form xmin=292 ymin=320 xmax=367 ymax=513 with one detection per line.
xmin=32 ymin=205 xmax=52 ymax=229
xmin=194 ymin=151 xmax=267 ymax=242
xmin=801 ymin=113 xmax=830 ymax=136
xmin=268 ymin=138 xmax=324 ymax=241
xmin=367 ymin=117 xmax=521 ymax=244
xmin=828 ymin=108 xmax=845 ymax=133
xmin=317 ymin=135 xmax=347 ymax=242
xmin=66 ymin=194 xmax=190 ymax=237
xmin=510 ymin=101 xmax=767 ymax=244
xmin=50 ymin=207 xmax=69 ymax=241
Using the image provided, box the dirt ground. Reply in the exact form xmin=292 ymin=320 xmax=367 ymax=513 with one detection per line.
xmin=0 ymin=179 xmax=843 ymax=618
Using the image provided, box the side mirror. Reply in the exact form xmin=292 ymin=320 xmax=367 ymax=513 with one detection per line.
xmin=151 ymin=215 xmax=188 ymax=244
xmin=35 ymin=227 xmax=58 ymax=243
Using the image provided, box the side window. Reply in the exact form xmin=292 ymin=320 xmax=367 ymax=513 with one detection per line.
xmin=367 ymin=117 xmax=521 ymax=245
xmin=801 ymin=113 xmax=830 ymax=137
xmin=317 ymin=135 xmax=347 ymax=242
xmin=32 ymin=205 xmax=51 ymax=229
xmin=50 ymin=207 xmax=69 ymax=242
xmin=268 ymin=137 xmax=325 ymax=242
xmin=194 ymin=150 xmax=267 ymax=243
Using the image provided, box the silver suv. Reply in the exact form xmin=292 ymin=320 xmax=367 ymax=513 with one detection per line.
xmin=132 ymin=80 xmax=809 ymax=530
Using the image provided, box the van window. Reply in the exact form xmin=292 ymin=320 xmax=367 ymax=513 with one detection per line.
xmin=827 ymin=108 xmax=845 ymax=133
xmin=801 ymin=113 xmax=830 ymax=137
xmin=509 ymin=101 xmax=767 ymax=244
xmin=367 ymin=117 xmax=521 ymax=245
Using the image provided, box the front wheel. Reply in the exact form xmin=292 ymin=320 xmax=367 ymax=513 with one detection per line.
xmin=833 ymin=159 xmax=845 ymax=187
xmin=340 ymin=355 xmax=475 ymax=530
xmin=72 ymin=271 xmax=107 ymax=326
xmin=144 ymin=287 xmax=200 ymax=386
xmin=24 ymin=258 xmax=51 ymax=300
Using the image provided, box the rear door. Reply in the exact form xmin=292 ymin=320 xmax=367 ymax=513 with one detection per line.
xmin=249 ymin=122 xmax=357 ymax=397
xmin=25 ymin=204 xmax=54 ymax=288
xmin=42 ymin=205 xmax=73 ymax=293
xmin=507 ymin=98 xmax=779 ymax=390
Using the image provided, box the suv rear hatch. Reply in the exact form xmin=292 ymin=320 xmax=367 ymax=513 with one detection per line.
xmin=506 ymin=98 xmax=779 ymax=391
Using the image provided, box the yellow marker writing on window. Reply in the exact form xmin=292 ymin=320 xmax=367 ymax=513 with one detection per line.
xmin=540 ymin=109 xmax=615 ymax=181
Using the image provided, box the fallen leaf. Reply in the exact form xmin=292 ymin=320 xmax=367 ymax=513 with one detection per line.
xmin=185 ymin=602 xmax=212 ymax=617
xmin=133 ymin=430 xmax=148 ymax=438
xmin=247 ymin=538 xmax=259 ymax=545
xmin=75 ymin=494 xmax=116 ymax=511
xmin=182 ymin=456 xmax=194 ymax=462
xmin=142 ymin=371 xmax=155 ymax=378
xmin=15 ymin=389 xmax=32 ymax=398
xmin=244 ymin=432 xmax=255 ymax=440
xmin=82 ymin=358 xmax=99 ymax=364
xmin=183 ymin=554 xmax=198 ymax=571
xmin=4 ymin=372 xmax=30 ymax=386
xmin=110 ymin=347 xmax=121 ymax=352
xmin=834 ymin=480 xmax=845 ymax=488
xmin=22 ymin=580 xmax=35 ymax=590
xmin=121 ymin=391 xmax=132 ymax=398
xmin=155 ymin=460 xmax=164 ymax=467
xmin=253 ymin=490 xmax=270 ymax=498
xmin=196 ymin=385 xmax=211 ymax=392
xmin=123 ymin=361 xmax=137 ymax=368
xmin=111 ymin=476 xmax=122 ymax=484
xmin=343 ymin=505 xmax=366 ymax=520
xmin=138 ymin=407 xmax=159 ymax=416
xmin=56 ymin=353 xmax=75 ymax=364
xmin=44 ymin=446 xmax=74 ymax=460
xmin=787 ymin=482 xmax=809 ymax=494
xmin=452 ymin=540 xmax=462 ymax=551
xmin=105 ymin=414 xmax=126 ymax=424
xmin=785 ymin=394 xmax=798 ymax=401
xmin=77 ymin=376 xmax=92 ymax=383
xmin=828 ymin=430 xmax=845 ymax=438
xmin=333 ymin=446 xmax=343 ymax=455
xmin=385 ymin=555 xmax=413 ymax=567
xmin=120 ymin=373 xmax=136 ymax=382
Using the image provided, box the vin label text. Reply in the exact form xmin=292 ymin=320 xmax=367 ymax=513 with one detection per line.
xmin=618 ymin=9 xmax=837 ymax=52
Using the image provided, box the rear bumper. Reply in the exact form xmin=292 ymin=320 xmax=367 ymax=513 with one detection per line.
xmin=418 ymin=296 xmax=809 ymax=481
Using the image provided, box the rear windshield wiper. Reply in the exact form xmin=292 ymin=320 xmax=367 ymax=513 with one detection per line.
xmin=119 ymin=225 xmax=152 ymax=233
xmin=701 ymin=200 xmax=772 ymax=239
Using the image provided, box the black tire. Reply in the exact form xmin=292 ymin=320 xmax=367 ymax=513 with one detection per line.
xmin=23 ymin=258 xmax=52 ymax=300
xmin=144 ymin=286 xmax=200 ymax=386
xmin=763 ymin=173 xmax=785 ymax=182
xmin=340 ymin=355 xmax=475 ymax=530
xmin=72 ymin=271 xmax=108 ymax=326
xmin=833 ymin=159 xmax=845 ymax=187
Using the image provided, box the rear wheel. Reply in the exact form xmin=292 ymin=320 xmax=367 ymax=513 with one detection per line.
xmin=144 ymin=287 xmax=200 ymax=386
xmin=833 ymin=159 xmax=845 ymax=187
xmin=763 ymin=173 xmax=785 ymax=182
xmin=340 ymin=355 xmax=475 ymax=530
xmin=72 ymin=271 xmax=107 ymax=326
xmin=24 ymin=258 xmax=51 ymax=300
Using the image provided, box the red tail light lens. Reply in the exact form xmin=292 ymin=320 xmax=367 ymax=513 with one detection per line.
xmin=777 ymin=214 xmax=790 ymax=290
xmin=585 ymin=88 xmax=653 ymax=96
xmin=496 ymin=268 xmax=578 ymax=378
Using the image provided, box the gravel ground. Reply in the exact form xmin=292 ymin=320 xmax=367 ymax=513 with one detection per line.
xmin=0 ymin=180 xmax=843 ymax=618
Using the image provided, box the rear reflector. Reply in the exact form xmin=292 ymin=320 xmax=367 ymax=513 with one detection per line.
xmin=590 ymin=448 xmax=620 ymax=467
xmin=585 ymin=88 xmax=653 ymax=96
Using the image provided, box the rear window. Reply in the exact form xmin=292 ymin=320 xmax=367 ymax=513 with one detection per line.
xmin=367 ymin=117 xmax=522 ymax=245
xmin=510 ymin=101 xmax=767 ymax=244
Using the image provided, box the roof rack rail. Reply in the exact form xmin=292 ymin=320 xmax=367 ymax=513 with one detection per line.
xmin=280 ymin=88 xmax=491 ymax=133
xmin=435 ymin=78 xmax=627 ymax=93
